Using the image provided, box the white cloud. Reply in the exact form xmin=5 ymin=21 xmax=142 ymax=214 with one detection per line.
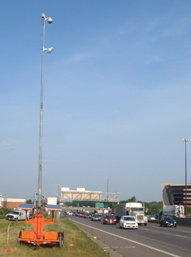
xmin=63 ymin=50 xmax=99 ymax=66
xmin=0 ymin=140 xmax=21 ymax=149
xmin=143 ymin=55 xmax=166 ymax=65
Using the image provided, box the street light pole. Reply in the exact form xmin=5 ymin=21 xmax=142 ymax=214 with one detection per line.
xmin=58 ymin=184 xmax=60 ymax=203
xmin=107 ymin=178 xmax=109 ymax=201
xmin=183 ymin=138 xmax=188 ymax=217
xmin=38 ymin=13 xmax=53 ymax=207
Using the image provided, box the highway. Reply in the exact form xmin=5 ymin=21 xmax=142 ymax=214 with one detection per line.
xmin=67 ymin=216 xmax=191 ymax=257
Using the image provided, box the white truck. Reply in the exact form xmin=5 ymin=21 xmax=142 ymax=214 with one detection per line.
xmin=6 ymin=210 xmax=29 ymax=221
xmin=115 ymin=202 xmax=148 ymax=226
xmin=162 ymin=205 xmax=185 ymax=218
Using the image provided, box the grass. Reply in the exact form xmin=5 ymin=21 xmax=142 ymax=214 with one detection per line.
xmin=0 ymin=217 xmax=110 ymax=257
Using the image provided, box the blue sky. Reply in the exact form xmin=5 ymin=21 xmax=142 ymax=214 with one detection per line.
xmin=1 ymin=0 xmax=191 ymax=202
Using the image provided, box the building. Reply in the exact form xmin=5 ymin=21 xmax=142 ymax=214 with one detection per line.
xmin=1 ymin=198 xmax=26 ymax=209
xmin=162 ymin=183 xmax=191 ymax=207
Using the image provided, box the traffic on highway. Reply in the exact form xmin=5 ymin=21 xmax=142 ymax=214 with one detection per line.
xmin=62 ymin=212 xmax=191 ymax=257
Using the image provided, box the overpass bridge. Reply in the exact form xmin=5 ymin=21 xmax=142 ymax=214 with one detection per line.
xmin=42 ymin=188 xmax=120 ymax=203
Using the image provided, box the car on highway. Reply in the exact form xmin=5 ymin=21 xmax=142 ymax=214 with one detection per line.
xmin=147 ymin=215 xmax=156 ymax=221
xmin=91 ymin=214 xmax=101 ymax=221
xmin=60 ymin=211 xmax=68 ymax=217
xmin=84 ymin=213 xmax=91 ymax=219
xmin=79 ymin=212 xmax=85 ymax=218
xmin=119 ymin=215 xmax=138 ymax=229
xmin=159 ymin=216 xmax=177 ymax=227
xmin=102 ymin=214 xmax=117 ymax=225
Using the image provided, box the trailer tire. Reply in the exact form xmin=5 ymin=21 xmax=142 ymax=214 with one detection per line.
xmin=59 ymin=235 xmax=64 ymax=248
xmin=144 ymin=223 xmax=147 ymax=226
xmin=18 ymin=231 xmax=21 ymax=238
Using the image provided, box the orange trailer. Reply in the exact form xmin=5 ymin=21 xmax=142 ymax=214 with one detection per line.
xmin=17 ymin=204 xmax=64 ymax=247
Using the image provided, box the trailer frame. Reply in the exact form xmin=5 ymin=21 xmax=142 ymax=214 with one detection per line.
xmin=17 ymin=204 xmax=64 ymax=247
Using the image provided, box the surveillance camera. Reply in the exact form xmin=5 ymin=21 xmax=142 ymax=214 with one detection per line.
xmin=47 ymin=17 xmax=53 ymax=24
xmin=48 ymin=47 xmax=53 ymax=53
xmin=42 ymin=13 xmax=46 ymax=18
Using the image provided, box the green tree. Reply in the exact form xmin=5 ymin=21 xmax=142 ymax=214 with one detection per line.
xmin=26 ymin=199 xmax=33 ymax=204
xmin=120 ymin=196 xmax=137 ymax=203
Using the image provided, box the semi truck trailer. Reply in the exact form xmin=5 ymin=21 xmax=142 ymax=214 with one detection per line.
xmin=115 ymin=202 xmax=148 ymax=225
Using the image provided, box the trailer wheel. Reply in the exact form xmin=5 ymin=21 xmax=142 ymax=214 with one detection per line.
xmin=59 ymin=235 xmax=64 ymax=248
xmin=18 ymin=231 xmax=22 ymax=245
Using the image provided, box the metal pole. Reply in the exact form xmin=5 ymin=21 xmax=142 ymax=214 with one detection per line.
xmin=58 ymin=184 xmax=60 ymax=203
xmin=34 ymin=190 xmax=37 ymax=206
xmin=107 ymin=178 xmax=109 ymax=201
xmin=183 ymin=138 xmax=188 ymax=217
xmin=38 ymin=16 xmax=46 ymax=207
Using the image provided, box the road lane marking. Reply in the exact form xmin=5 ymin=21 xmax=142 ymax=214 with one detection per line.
xmin=178 ymin=230 xmax=191 ymax=234
xmin=104 ymin=246 xmax=136 ymax=248
xmin=113 ymin=246 xmax=136 ymax=249
xmin=149 ymin=226 xmax=190 ymax=238
xmin=73 ymin=220 xmax=182 ymax=257
xmin=176 ymin=235 xmax=188 ymax=238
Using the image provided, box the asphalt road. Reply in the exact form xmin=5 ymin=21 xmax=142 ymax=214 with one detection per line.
xmin=66 ymin=216 xmax=191 ymax=257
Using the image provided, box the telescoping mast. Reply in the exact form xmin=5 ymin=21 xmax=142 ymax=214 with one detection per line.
xmin=17 ymin=13 xmax=64 ymax=248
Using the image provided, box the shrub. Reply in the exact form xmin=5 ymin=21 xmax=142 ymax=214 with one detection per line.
xmin=0 ymin=207 xmax=13 ymax=215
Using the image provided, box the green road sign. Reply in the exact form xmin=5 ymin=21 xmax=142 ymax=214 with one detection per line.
xmin=96 ymin=203 xmax=104 ymax=208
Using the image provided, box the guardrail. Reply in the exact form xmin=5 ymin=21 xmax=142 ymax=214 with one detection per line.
xmin=174 ymin=217 xmax=191 ymax=227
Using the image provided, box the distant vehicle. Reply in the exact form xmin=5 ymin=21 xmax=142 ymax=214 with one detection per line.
xmin=147 ymin=215 xmax=156 ymax=221
xmin=115 ymin=202 xmax=147 ymax=225
xmin=84 ymin=213 xmax=91 ymax=219
xmin=91 ymin=214 xmax=101 ymax=221
xmin=162 ymin=205 xmax=185 ymax=218
xmin=60 ymin=211 xmax=68 ymax=217
xmin=6 ymin=210 xmax=29 ymax=221
xmin=102 ymin=214 xmax=116 ymax=225
xmin=159 ymin=205 xmax=185 ymax=220
xmin=159 ymin=216 xmax=177 ymax=227
xmin=119 ymin=216 xmax=138 ymax=229
xmin=79 ymin=212 xmax=85 ymax=218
